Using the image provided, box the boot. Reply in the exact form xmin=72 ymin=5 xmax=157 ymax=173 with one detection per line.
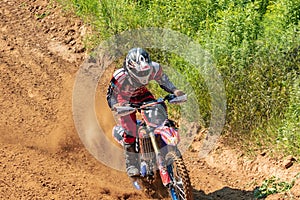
xmin=124 ymin=143 xmax=140 ymax=177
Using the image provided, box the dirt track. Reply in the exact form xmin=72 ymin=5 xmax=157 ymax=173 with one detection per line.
xmin=1 ymin=0 xmax=299 ymax=199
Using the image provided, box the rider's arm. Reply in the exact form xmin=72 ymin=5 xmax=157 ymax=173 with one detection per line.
xmin=157 ymin=73 xmax=178 ymax=93
xmin=152 ymin=63 xmax=185 ymax=96
xmin=106 ymin=68 xmax=130 ymax=109
xmin=152 ymin=62 xmax=177 ymax=93
xmin=106 ymin=79 xmax=118 ymax=109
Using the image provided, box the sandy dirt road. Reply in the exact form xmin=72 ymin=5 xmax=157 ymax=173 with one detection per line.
xmin=1 ymin=0 xmax=299 ymax=199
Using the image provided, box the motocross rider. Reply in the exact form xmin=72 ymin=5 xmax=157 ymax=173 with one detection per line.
xmin=106 ymin=47 xmax=185 ymax=177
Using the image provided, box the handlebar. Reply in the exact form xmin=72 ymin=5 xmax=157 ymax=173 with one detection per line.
xmin=113 ymin=94 xmax=187 ymax=116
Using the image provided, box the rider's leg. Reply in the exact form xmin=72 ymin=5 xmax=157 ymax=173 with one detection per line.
xmin=120 ymin=113 xmax=139 ymax=177
xmin=124 ymin=140 xmax=139 ymax=177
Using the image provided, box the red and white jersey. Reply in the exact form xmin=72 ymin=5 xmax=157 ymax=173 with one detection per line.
xmin=106 ymin=62 xmax=177 ymax=108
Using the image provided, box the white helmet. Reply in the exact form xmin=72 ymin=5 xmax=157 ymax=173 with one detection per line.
xmin=124 ymin=48 xmax=153 ymax=85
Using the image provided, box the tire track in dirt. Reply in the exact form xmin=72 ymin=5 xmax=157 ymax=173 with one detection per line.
xmin=0 ymin=0 xmax=148 ymax=199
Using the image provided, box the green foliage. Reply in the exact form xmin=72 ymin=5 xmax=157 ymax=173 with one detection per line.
xmin=276 ymin=77 xmax=300 ymax=155
xmin=254 ymin=175 xmax=299 ymax=199
xmin=59 ymin=0 xmax=300 ymax=156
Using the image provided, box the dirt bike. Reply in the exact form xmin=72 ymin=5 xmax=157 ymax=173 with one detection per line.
xmin=113 ymin=94 xmax=194 ymax=200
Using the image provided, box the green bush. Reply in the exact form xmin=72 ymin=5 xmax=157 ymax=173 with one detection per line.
xmin=254 ymin=175 xmax=297 ymax=199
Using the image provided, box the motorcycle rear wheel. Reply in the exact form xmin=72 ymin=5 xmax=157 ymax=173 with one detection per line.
xmin=165 ymin=151 xmax=194 ymax=200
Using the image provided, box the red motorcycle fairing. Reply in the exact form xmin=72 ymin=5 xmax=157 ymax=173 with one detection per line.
xmin=154 ymin=125 xmax=180 ymax=146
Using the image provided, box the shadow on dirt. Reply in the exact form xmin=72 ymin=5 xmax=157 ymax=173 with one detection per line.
xmin=193 ymin=187 xmax=260 ymax=200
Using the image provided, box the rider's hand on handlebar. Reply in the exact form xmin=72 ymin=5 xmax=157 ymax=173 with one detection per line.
xmin=174 ymin=89 xmax=185 ymax=97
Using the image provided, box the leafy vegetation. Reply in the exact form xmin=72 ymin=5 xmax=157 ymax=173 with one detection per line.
xmin=254 ymin=174 xmax=300 ymax=199
xmin=60 ymin=0 xmax=300 ymax=157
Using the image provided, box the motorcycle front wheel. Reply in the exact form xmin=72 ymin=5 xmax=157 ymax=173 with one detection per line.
xmin=165 ymin=151 xmax=194 ymax=200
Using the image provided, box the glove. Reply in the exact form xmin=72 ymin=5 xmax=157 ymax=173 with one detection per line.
xmin=174 ymin=89 xmax=185 ymax=97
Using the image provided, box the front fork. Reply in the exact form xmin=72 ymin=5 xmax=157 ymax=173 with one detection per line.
xmin=149 ymin=132 xmax=171 ymax=186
